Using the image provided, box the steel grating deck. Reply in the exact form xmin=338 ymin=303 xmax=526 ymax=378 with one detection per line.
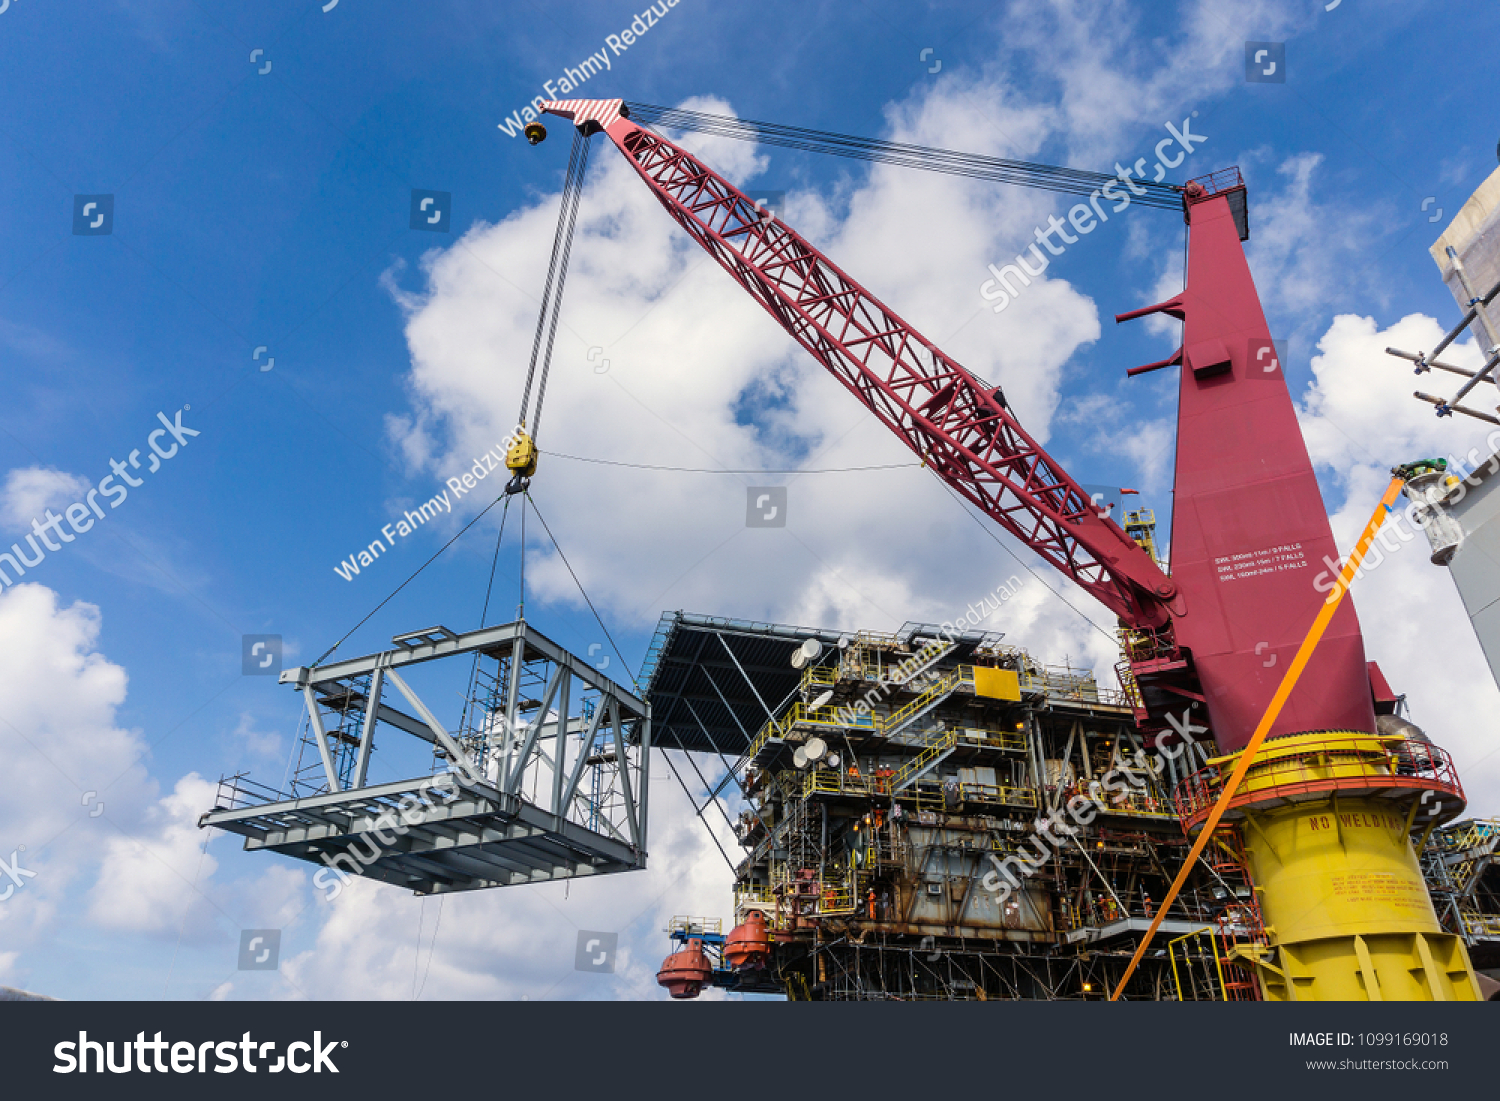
xmin=203 ymin=773 xmax=644 ymax=894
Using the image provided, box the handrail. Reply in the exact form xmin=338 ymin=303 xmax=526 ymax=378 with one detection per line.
xmin=955 ymin=780 xmax=1037 ymax=808
xmin=892 ymin=730 xmax=958 ymax=792
xmin=884 ymin=667 xmax=972 ymax=738
xmin=1175 ymin=735 xmax=1465 ymax=824
xmin=1458 ymin=909 xmax=1500 ymax=936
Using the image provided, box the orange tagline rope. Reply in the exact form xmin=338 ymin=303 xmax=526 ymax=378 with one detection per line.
xmin=1108 ymin=476 xmax=1405 ymax=1001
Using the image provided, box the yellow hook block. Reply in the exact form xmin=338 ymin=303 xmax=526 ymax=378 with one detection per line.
xmin=506 ymin=430 xmax=539 ymax=479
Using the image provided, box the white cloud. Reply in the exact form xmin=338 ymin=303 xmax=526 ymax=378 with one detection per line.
xmin=87 ymin=774 xmax=220 ymax=935
xmin=0 ymin=584 xmax=150 ymax=983
xmin=1299 ymin=313 xmax=1492 ymax=483
xmin=996 ymin=0 xmax=1306 ymax=169
xmin=268 ymin=764 xmax=738 ymax=1000
xmin=88 ymin=772 xmax=308 ymax=950
xmin=1242 ymin=153 xmax=1394 ymax=337
xmin=0 ymin=467 xmax=91 ymax=533
xmin=1058 ymin=395 xmax=1176 ymax=493
xmin=225 ymin=712 xmax=284 ymax=762
xmin=0 ymin=584 xmax=307 ymax=989
xmin=0 ymin=584 xmax=143 ymax=842
xmin=1296 ymin=313 xmax=1500 ymax=811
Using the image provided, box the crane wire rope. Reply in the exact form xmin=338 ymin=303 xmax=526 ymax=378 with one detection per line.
xmin=524 ymin=492 xmax=635 ymax=686
xmin=308 ymin=136 xmax=595 ymax=667
xmin=541 ymin=449 xmax=919 ymax=475
xmin=308 ymin=493 xmax=511 ymax=669
xmin=936 ymin=479 xmax=1120 ymax=648
xmin=414 ymin=895 xmax=445 ymax=1001
xmin=457 ymin=496 xmax=515 ymax=739
xmin=623 ymin=102 xmax=1185 ymax=210
xmin=517 ymin=126 xmax=592 ymax=442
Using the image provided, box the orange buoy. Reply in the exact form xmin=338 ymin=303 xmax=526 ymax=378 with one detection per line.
xmin=724 ymin=911 xmax=770 ymax=970
xmin=656 ymin=937 xmax=713 ymax=999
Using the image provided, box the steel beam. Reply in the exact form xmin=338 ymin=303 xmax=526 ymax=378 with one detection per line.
xmin=302 ymin=687 xmax=342 ymax=793
xmin=560 ymin=699 xmax=608 ymax=810
xmin=284 ymin=621 xmax=645 ymax=713
xmin=384 ymin=667 xmax=481 ymax=780
xmin=505 ymin=663 xmax=565 ymax=797
xmin=552 ymin=666 xmax=571 ymax=815
xmin=354 ymin=666 xmax=383 ymax=789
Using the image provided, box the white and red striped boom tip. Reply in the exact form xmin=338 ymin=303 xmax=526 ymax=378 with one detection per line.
xmin=540 ymin=98 xmax=630 ymax=132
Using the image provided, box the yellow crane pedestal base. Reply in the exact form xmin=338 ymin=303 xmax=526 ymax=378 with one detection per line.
xmin=1222 ymin=732 xmax=1482 ymax=1001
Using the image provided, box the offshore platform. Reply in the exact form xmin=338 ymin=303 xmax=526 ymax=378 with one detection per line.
xmin=643 ymin=607 xmax=1497 ymax=1000
xmin=201 ymin=96 xmax=1500 ymax=1002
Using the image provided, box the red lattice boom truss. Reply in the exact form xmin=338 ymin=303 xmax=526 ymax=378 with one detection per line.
xmin=544 ymin=99 xmax=1175 ymax=629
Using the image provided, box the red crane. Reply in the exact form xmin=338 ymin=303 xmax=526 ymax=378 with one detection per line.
xmin=539 ymin=98 xmax=1376 ymax=754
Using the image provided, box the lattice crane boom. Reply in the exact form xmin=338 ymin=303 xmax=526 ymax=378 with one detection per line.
xmin=541 ymin=98 xmax=1176 ymax=629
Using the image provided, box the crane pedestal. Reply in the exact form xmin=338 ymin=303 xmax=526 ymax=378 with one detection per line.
xmin=1179 ymin=730 xmax=1481 ymax=1000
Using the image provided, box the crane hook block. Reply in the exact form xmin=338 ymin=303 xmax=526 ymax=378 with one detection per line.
xmin=506 ymin=430 xmax=539 ymax=478
xmin=524 ymin=122 xmax=547 ymax=145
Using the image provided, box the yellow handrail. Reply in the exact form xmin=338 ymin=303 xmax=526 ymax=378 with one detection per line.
xmin=954 ymin=728 xmax=1027 ymax=753
xmin=1167 ymin=927 xmax=1229 ymax=1001
xmin=884 ymin=667 xmax=973 ymax=736
xmin=780 ymin=700 xmax=851 ymax=733
xmin=800 ymin=665 xmax=838 ymax=693
xmin=1459 ymin=909 xmax=1500 ymax=936
xmin=745 ymin=716 xmax=780 ymax=762
xmin=803 ymin=768 xmax=874 ymax=799
xmin=955 ymin=781 xmax=1038 ymax=808
xmin=892 ymin=729 xmax=958 ymax=792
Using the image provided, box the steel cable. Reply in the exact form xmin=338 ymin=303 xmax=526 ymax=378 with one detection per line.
xmin=518 ymin=127 xmax=592 ymax=436
xmin=624 ymin=102 xmax=1184 ymax=210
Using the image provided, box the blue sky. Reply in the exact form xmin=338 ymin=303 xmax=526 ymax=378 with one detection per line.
xmin=2 ymin=0 xmax=1499 ymax=1001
